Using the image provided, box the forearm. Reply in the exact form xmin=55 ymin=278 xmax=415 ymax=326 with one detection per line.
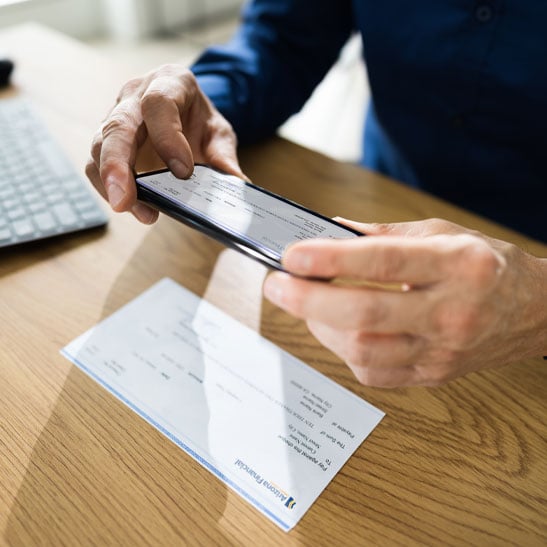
xmin=191 ymin=0 xmax=353 ymax=143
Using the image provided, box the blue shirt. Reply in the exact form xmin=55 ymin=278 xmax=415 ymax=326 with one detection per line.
xmin=192 ymin=1 xmax=547 ymax=241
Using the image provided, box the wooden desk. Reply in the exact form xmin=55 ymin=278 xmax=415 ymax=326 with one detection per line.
xmin=1 ymin=24 xmax=545 ymax=546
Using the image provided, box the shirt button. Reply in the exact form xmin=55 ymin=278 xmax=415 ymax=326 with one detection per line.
xmin=475 ymin=4 xmax=494 ymax=23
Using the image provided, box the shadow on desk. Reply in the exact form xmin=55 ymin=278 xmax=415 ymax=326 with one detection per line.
xmin=4 ymin=219 xmax=235 ymax=545
xmin=6 ymin=213 xmax=547 ymax=545
xmin=0 ymin=225 xmax=107 ymax=280
xmin=5 ymin=216 xmax=317 ymax=544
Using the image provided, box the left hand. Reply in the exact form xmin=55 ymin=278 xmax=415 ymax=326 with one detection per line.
xmin=263 ymin=218 xmax=547 ymax=388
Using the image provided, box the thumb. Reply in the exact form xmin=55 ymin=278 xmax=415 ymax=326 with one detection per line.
xmin=333 ymin=217 xmax=451 ymax=237
xmin=332 ymin=217 xmax=407 ymax=235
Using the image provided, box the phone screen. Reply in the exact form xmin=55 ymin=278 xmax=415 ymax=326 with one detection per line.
xmin=136 ymin=165 xmax=361 ymax=270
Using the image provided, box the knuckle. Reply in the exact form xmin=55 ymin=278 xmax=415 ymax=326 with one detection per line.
xmin=156 ymin=63 xmax=192 ymax=79
xmin=141 ymin=69 xmax=200 ymax=121
xmin=460 ymin=239 xmax=501 ymax=289
xmin=424 ymin=218 xmax=473 ymax=237
xmin=150 ymin=63 xmax=181 ymax=79
xmin=99 ymin=158 xmax=124 ymax=182
xmin=178 ymin=68 xmax=198 ymax=89
xmin=155 ymin=63 xmax=174 ymax=73
xmin=140 ymin=88 xmax=171 ymax=114
xmin=354 ymin=301 xmax=388 ymax=330
xmin=425 ymin=217 xmax=450 ymax=232
xmin=118 ymin=77 xmax=142 ymax=101
xmin=432 ymin=302 xmax=479 ymax=347
xmin=372 ymin=222 xmax=395 ymax=233
xmin=101 ymin=110 xmax=136 ymax=137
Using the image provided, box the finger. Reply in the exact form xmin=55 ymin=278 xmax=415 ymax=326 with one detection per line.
xmin=131 ymin=202 xmax=159 ymax=224
xmin=85 ymin=159 xmax=107 ymax=201
xmin=90 ymin=129 xmax=103 ymax=170
xmin=352 ymin=363 xmax=453 ymax=388
xmin=100 ymin=99 xmax=147 ymax=211
xmin=140 ymin=77 xmax=194 ymax=179
xmin=86 ymin=157 xmax=158 ymax=223
xmin=347 ymin=363 xmax=420 ymax=388
xmin=334 ymin=217 xmax=470 ymax=237
xmin=281 ymin=234 xmax=469 ymax=284
xmin=263 ymin=272 xmax=427 ymax=333
xmin=116 ymin=76 xmax=146 ymax=105
xmin=307 ymin=320 xmax=424 ymax=369
xmin=203 ymin=121 xmax=247 ymax=180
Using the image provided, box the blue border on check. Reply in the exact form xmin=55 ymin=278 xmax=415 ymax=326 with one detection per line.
xmin=61 ymin=349 xmax=291 ymax=532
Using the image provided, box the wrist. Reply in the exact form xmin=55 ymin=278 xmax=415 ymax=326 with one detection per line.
xmin=518 ymin=253 xmax=547 ymax=358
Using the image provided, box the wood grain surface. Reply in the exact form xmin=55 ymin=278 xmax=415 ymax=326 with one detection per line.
xmin=0 ymin=24 xmax=545 ymax=547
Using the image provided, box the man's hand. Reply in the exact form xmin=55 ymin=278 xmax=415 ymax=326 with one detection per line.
xmin=263 ymin=219 xmax=547 ymax=388
xmin=86 ymin=64 xmax=245 ymax=223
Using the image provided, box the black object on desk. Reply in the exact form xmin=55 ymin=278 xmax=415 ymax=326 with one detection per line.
xmin=0 ymin=57 xmax=14 ymax=87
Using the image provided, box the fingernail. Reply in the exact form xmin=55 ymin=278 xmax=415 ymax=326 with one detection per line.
xmin=168 ymin=159 xmax=191 ymax=178
xmin=107 ymin=183 xmax=126 ymax=209
xmin=263 ymin=276 xmax=284 ymax=305
xmin=132 ymin=202 xmax=156 ymax=224
xmin=284 ymin=250 xmax=312 ymax=273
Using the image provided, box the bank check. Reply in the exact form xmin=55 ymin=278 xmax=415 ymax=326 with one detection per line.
xmin=61 ymin=278 xmax=384 ymax=531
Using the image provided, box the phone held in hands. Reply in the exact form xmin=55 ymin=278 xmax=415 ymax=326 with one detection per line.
xmin=135 ymin=164 xmax=362 ymax=272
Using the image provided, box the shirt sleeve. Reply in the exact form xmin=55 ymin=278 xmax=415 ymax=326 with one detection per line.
xmin=191 ymin=0 xmax=353 ymax=144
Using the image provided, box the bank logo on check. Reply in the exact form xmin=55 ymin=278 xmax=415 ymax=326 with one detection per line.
xmin=234 ymin=459 xmax=297 ymax=509
xmin=285 ymin=497 xmax=296 ymax=509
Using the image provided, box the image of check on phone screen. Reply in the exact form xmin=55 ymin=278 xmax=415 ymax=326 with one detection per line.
xmin=135 ymin=164 xmax=362 ymax=272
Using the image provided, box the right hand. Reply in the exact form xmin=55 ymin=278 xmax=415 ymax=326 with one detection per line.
xmin=86 ymin=64 xmax=245 ymax=223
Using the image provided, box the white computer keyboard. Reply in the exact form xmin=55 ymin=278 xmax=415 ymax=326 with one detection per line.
xmin=0 ymin=96 xmax=107 ymax=248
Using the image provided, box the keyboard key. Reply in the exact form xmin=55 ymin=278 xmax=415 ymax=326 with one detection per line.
xmin=74 ymin=198 xmax=97 ymax=212
xmin=46 ymin=191 xmax=65 ymax=204
xmin=52 ymin=203 xmax=79 ymax=227
xmin=28 ymin=201 xmax=46 ymax=213
xmin=23 ymin=191 xmax=42 ymax=204
xmin=0 ymin=181 xmax=14 ymax=191
xmin=38 ymin=140 xmax=74 ymax=179
xmin=3 ymin=198 xmax=19 ymax=209
xmin=0 ymin=227 xmax=13 ymax=243
xmin=7 ymin=207 xmax=25 ymax=221
xmin=81 ymin=209 xmax=107 ymax=223
xmin=12 ymin=219 xmax=34 ymax=238
xmin=18 ymin=182 xmax=35 ymax=193
xmin=33 ymin=211 xmax=56 ymax=232
xmin=41 ymin=183 xmax=58 ymax=195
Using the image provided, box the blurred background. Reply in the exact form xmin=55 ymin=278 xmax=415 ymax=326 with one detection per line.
xmin=0 ymin=0 xmax=369 ymax=162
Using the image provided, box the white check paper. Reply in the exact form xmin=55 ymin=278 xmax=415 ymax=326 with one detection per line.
xmin=62 ymin=278 xmax=384 ymax=530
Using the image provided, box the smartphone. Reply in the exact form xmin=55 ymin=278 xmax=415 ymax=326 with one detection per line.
xmin=135 ymin=164 xmax=362 ymax=271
